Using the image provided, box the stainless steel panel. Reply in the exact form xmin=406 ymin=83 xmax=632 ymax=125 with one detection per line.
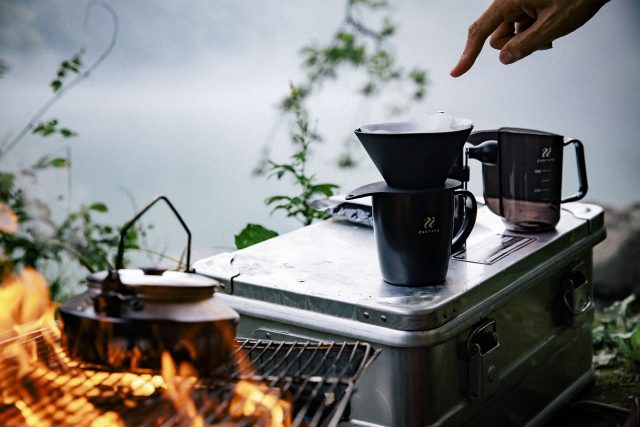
xmin=193 ymin=203 xmax=605 ymax=426
xmin=218 ymin=248 xmax=597 ymax=426
xmin=194 ymin=204 xmax=604 ymax=331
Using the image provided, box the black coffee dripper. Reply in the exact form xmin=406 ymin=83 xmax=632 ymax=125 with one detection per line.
xmin=348 ymin=112 xmax=477 ymax=286
xmin=354 ymin=116 xmax=473 ymax=189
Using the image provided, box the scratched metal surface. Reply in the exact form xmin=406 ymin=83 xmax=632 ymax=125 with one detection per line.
xmin=195 ymin=203 xmax=604 ymax=331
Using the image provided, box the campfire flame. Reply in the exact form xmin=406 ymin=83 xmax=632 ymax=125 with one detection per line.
xmin=230 ymin=380 xmax=292 ymax=427
xmin=0 ymin=268 xmax=55 ymax=335
xmin=160 ymin=351 xmax=204 ymax=427
xmin=0 ymin=268 xmax=292 ymax=426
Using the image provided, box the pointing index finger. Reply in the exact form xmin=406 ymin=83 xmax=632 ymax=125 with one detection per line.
xmin=450 ymin=2 xmax=504 ymax=77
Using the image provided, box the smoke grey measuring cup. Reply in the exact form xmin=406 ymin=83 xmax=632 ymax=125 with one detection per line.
xmin=467 ymin=128 xmax=588 ymax=232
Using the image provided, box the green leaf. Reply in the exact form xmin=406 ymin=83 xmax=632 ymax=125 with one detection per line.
xmin=234 ymin=224 xmax=278 ymax=249
xmin=33 ymin=119 xmax=59 ymax=137
xmin=0 ymin=173 xmax=15 ymax=195
xmin=409 ymin=68 xmax=427 ymax=85
xmin=265 ymin=195 xmax=291 ymax=205
xmin=60 ymin=128 xmax=78 ymax=138
xmin=51 ymin=80 xmax=62 ymax=92
xmin=270 ymin=204 xmax=290 ymax=215
xmin=89 ymin=202 xmax=109 ymax=213
xmin=379 ymin=17 xmax=395 ymax=37
xmin=271 ymin=164 xmax=296 ymax=174
xmin=49 ymin=158 xmax=69 ymax=168
xmin=310 ymin=183 xmax=339 ymax=197
xmin=630 ymin=329 xmax=640 ymax=361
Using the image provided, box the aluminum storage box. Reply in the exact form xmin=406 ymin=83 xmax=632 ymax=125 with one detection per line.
xmin=194 ymin=203 xmax=605 ymax=426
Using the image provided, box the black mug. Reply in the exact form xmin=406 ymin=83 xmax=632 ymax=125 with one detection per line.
xmin=467 ymin=128 xmax=588 ymax=232
xmin=346 ymin=179 xmax=477 ymax=286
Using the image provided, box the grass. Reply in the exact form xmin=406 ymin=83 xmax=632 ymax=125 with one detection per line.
xmin=548 ymin=294 xmax=640 ymax=426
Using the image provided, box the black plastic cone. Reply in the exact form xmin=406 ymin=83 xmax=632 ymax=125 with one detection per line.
xmin=355 ymin=119 xmax=473 ymax=189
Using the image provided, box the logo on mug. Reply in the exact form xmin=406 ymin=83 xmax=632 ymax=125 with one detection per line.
xmin=538 ymin=147 xmax=555 ymax=163
xmin=419 ymin=217 xmax=439 ymax=235
xmin=424 ymin=217 xmax=436 ymax=228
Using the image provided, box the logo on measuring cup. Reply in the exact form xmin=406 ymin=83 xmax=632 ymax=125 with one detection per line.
xmin=537 ymin=146 xmax=555 ymax=163
xmin=419 ymin=217 xmax=439 ymax=235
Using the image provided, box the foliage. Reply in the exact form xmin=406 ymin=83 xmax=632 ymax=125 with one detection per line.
xmin=266 ymin=85 xmax=339 ymax=227
xmin=238 ymin=1 xmax=426 ymax=249
xmin=253 ymin=0 xmax=428 ymax=175
xmin=32 ymin=119 xmax=78 ymax=139
xmin=0 ymin=3 xmax=145 ymax=301
xmin=592 ymin=293 xmax=640 ymax=368
xmin=50 ymin=50 xmax=83 ymax=93
xmin=280 ymin=0 xmax=427 ymax=112
xmin=234 ymin=85 xmax=339 ymax=249
xmin=234 ymin=224 xmax=279 ymax=250
xmin=0 ymin=59 xmax=8 ymax=78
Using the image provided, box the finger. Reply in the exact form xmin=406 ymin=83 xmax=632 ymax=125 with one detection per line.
xmin=489 ymin=21 xmax=515 ymax=50
xmin=515 ymin=17 xmax=534 ymax=34
xmin=538 ymin=41 xmax=553 ymax=50
xmin=500 ymin=15 xmax=554 ymax=64
xmin=450 ymin=1 xmax=504 ymax=77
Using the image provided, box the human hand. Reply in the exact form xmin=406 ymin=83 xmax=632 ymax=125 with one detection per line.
xmin=450 ymin=0 xmax=609 ymax=77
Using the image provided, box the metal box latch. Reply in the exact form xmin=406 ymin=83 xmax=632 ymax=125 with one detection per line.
xmin=562 ymin=261 xmax=592 ymax=325
xmin=467 ymin=319 xmax=500 ymax=401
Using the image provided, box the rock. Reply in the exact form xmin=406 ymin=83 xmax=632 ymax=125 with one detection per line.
xmin=593 ymin=203 xmax=640 ymax=300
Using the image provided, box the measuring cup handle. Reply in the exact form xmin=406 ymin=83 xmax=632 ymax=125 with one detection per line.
xmin=562 ymin=138 xmax=589 ymax=203
xmin=451 ymin=190 xmax=477 ymax=253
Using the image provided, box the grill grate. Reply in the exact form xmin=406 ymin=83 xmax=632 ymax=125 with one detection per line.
xmin=0 ymin=327 xmax=377 ymax=427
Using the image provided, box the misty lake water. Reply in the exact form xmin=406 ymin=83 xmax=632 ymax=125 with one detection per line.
xmin=1 ymin=0 xmax=639 ymax=273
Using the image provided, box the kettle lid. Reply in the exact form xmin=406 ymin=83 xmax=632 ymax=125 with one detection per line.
xmin=88 ymin=269 xmax=217 ymax=302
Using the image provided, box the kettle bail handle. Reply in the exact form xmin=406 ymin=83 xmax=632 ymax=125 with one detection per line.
xmin=115 ymin=195 xmax=192 ymax=272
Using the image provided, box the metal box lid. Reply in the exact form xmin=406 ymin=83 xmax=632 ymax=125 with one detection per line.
xmin=194 ymin=203 xmax=605 ymax=331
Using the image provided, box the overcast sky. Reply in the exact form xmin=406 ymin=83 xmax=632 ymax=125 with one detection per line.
xmin=1 ymin=0 xmax=639 ymax=262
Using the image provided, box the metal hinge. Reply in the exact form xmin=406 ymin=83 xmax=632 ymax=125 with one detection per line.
xmin=467 ymin=319 xmax=500 ymax=401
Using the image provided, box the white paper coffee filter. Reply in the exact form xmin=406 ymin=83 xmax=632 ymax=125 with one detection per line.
xmin=360 ymin=112 xmax=473 ymax=134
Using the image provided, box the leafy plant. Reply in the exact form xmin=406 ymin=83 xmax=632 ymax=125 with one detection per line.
xmin=254 ymin=0 xmax=429 ymax=174
xmin=266 ymin=85 xmax=340 ymax=226
xmin=0 ymin=3 xmax=150 ymax=301
xmin=237 ymin=0 xmax=428 ymax=249
xmin=592 ymin=293 xmax=640 ymax=368
xmin=234 ymin=85 xmax=339 ymax=247
xmin=234 ymin=224 xmax=278 ymax=250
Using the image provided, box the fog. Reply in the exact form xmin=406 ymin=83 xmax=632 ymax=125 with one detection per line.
xmin=1 ymin=0 xmax=639 ymax=264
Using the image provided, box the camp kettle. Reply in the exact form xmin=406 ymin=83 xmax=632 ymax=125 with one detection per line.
xmin=59 ymin=196 xmax=239 ymax=375
xmin=467 ymin=128 xmax=588 ymax=232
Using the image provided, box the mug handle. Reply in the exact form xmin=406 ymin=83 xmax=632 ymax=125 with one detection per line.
xmin=451 ymin=190 xmax=477 ymax=253
xmin=561 ymin=138 xmax=589 ymax=203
